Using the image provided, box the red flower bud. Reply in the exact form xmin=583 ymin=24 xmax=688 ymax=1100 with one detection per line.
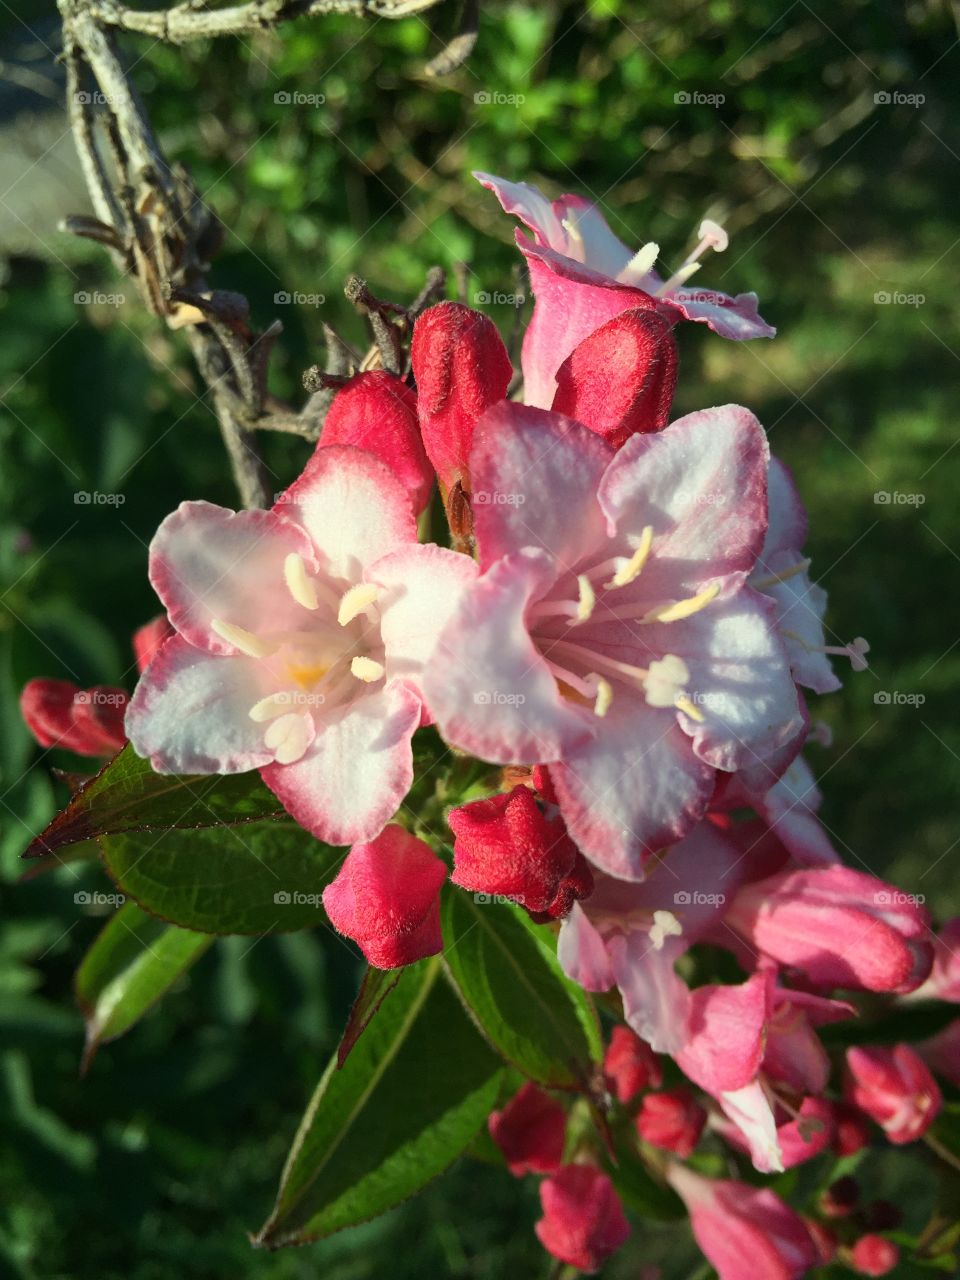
xmin=411 ymin=302 xmax=513 ymax=492
xmin=603 ymin=1025 xmax=663 ymax=1103
xmin=20 ymin=679 xmax=128 ymax=757
xmin=132 ymin=615 xmax=175 ymax=673
xmin=321 ymin=370 xmax=434 ymax=514
xmin=850 ymin=1234 xmax=900 ymax=1276
xmin=535 ymin=1165 xmax=630 ymax=1273
xmin=321 ymin=825 xmax=447 ymax=969
xmin=551 ymin=308 xmax=678 ymax=447
xmin=448 ymin=785 xmax=592 ymax=918
xmin=829 ymin=1102 xmax=873 ymax=1156
xmin=635 ymin=1087 xmax=706 ymax=1158
xmin=845 ymin=1043 xmax=941 ymax=1144
xmin=488 ymin=1081 xmax=566 ymax=1176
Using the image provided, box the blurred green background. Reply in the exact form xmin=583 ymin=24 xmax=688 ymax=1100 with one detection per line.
xmin=0 ymin=0 xmax=958 ymax=1275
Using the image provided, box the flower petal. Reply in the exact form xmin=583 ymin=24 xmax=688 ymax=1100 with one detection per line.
xmin=149 ymin=501 xmax=315 ymax=655
xmin=662 ymin=286 xmax=776 ymax=340
xmin=274 ymin=443 xmax=417 ymax=582
xmin=125 ymin=635 xmax=273 ymax=773
xmin=471 ymin=402 xmax=612 ymax=570
xmin=259 ymin=681 xmax=421 ymax=845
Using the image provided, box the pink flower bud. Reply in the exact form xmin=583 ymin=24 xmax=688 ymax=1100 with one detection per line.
xmin=488 ymin=1081 xmax=566 ymax=1176
xmin=321 ymin=371 xmax=434 ymax=514
xmin=635 ymin=1087 xmax=706 ymax=1157
xmin=916 ymin=1016 xmax=960 ymax=1087
xmin=850 ymin=1234 xmax=900 ymax=1276
xmin=909 ymin=917 xmax=960 ymax=1001
xmin=535 ymin=1165 xmax=630 ymax=1273
xmin=132 ymin=615 xmax=175 ymax=673
xmin=667 ymin=1163 xmax=818 ymax=1280
xmin=411 ymin=302 xmax=513 ymax=492
xmin=726 ymin=866 xmax=933 ymax=993
xmin=603 ymin=1025 xmax=663 ymax=1102
xmin=550 ymin=307 xmax=678 ymax=447
xmin=447 ymin=786 xmax=592 ymax=918
xmin=805 ymin=1219 xmax=838 ymax=1265
xmin=21 ymin=679 xmax=128 ymax=757
xmin=845 ymin=1043 xmax=941 ymax=1144
xmin=321 ymin=825 xmax=447 ymax=969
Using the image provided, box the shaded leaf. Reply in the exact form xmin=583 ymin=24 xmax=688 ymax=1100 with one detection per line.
xmin=256 ymin=957 xmax=502 ymax=1247
xmin=337 ymin=966 xmax=401 ymax=1069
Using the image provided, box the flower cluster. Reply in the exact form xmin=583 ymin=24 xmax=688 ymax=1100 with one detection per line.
xmin=25 ymin=175 xmax=952 ymax=1278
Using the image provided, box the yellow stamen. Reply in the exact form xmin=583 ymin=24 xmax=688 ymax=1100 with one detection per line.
xmin=264 ymin=712 xmax=311 ymax=765
xmin=284 ymin=552 xmax=318 ymax=610
xmin=752 ymin=558 xmax=811 ymax=590
xmin=674 ymin=694 xmax=705 ymax=723
xmin=592 ymin=676 xmax=613 ymax=718
xmin=607 ymin=525 xmax=655 ymax=589
xmin=641 ymin=581 xmax=720 ymax=624
xmin=338 ymin=583 xmax=380 ymax=627
xmin=576 ymin=574 xmax=596 ymax=622
xmin=350 ymin=656 xmax=385 ymax=683
xmin=248 ymin=692 xmax=293 ymax=722
xmin=210 ymin=619 xmax=276 ymax=658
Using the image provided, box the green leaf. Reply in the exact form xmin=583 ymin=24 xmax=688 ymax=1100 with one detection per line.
xmin=337 ymin=966 xmax=402 ymax=1069
xmin=605 ymin=1129 xmax=684 ymax=1221
xmin=256 ymin=957 xmax=502 ymax=1247
xmin=99 ymin=821 xmax=343 ymax=935
xmin=441 ymin=889 xmax=602 ymax=1088
xmin=24 ymin=744 xmax=285 ymax=860
xmin=75 ymin=900 xmax=213 ymax=1070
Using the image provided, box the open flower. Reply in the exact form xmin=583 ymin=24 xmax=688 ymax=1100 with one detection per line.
xmin=845 ymin=1043 xmax=942 ymax=1144
xmin=126 ymin=445 xmax=476 ymax=844
xmin=426 ymin=401 xmax=804 ymax=877
xmin=475 ymin=172 xmax=773 ymax=408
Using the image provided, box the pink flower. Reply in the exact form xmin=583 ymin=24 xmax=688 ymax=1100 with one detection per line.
xmin=321 ymin=824 xmax=446 ymax=968
xmin=726 ymin=865 xmax=933 ymax=993
xmin=635 ymin=1087 xmax=706 ymax=1157
xmin=733 ymin=753 xmax=841 ymax=866
xmin=320 ymin=370 xmax=433 ymax=515
xmin=916 ymin=1016 xmax=960 ymax=1087
xmin=410 ymin=301 xmax=513 ymax=494
xmin=850 ymin=1234 xmax=900 ymax=1276
xmin=475 ymin=172 xmax=773 ymax=408
xmin=448 ymin=783 xmax=592 ymax=918
xmin=667 ymin=1164 xmax=817 ymax=1280
xmin=845 ymin=1043 xmax=942 ymax=1144
xmin=906 ymin=917 xmax=960 ymax=1001
xmin=488 ymin=1081 xmax=566 ymax=1176
xmin=21 ymin=679 xmax=128 ymax=757
xmin=426 ymin=401 xmax=804 ymax=878
xmin=126 ymin=445 xmax=476 ymax=844
xmin=535 ymin=1165 xmax=630 ymax=1273
xmin=558 ymin=820 xmax=743 ymax=1053
xmin=603 ymin=1026 xmax=663 ymax=1103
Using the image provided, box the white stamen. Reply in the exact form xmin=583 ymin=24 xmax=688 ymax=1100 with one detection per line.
xmin=649 ymin=909 xmax=683 ymax=951
xmin=643 ymin=654 xmax=690 ymax=708
xmin=576 ymin=574 xmax=596 ymax=622
xmin=210 ymin=619 xmax=276 ymax=658
xmin=248 ymin=692 xmax=294 ymax=722
xmin=751 ymin=558 xmax=811 ymax=590
xmin=284 ymin=552 xmax=319 ymax=610
xmin=607 ymin=525 xmax=655 ymax=589
xmin=338 ymin=583 xmax=381 ymax=627
xmin=698 ymin=218 xmax=729 ymax=252
xmin=617 ymin=241 xmax=660 ymax=284
xmin=264 ymin=712 xmax=312 ymax=765
xmin=656 ymin=261 xmax=701 ymax=295
xmin=350 ymin=656 xmax=385 ymax=683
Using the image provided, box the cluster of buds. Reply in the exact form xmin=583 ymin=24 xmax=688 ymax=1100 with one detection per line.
xmin=23 ymin=174 xmax=955 ymax=1278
